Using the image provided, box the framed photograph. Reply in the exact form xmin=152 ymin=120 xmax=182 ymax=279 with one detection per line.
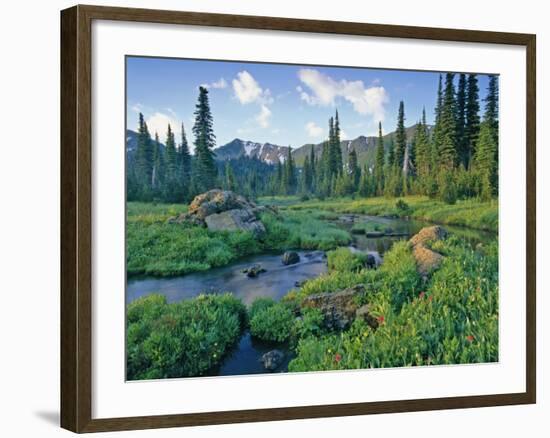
xmin=60 ymin=4 xmax=536 ymax=433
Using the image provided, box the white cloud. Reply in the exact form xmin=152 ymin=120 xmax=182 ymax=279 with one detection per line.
xmin=305 ymin=121 xmax=324 ymax=138
xmin=232 ymin=71 xmax=273 ymax=105
xmin=297 ymin=69 xmax=389 ymax=121
xmin=255 ymin=105 xmax=272 ymax=128
xmin=340 ymin=129 xmax=349 ymax=140
xmin=146 ymin=112 xmax=181 ymax=143
xmin=232 ymin=71 xmax=274 ymax=129
xmin=201 ymin=78 xmax=228 ymax=89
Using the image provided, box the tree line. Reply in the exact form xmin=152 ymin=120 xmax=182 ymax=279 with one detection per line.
xmin=127 ymin=86 xmax=219 ymax=202
xmin=268 ymin=72 xmax=498 ymax=203
xmin=128 ymin=73 xmax=498 ymax=204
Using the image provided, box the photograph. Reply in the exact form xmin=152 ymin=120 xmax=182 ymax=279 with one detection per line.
xmin=124 ymin=56 xmax=499 ymax=380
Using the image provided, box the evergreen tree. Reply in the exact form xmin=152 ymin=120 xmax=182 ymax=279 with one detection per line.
xmin=484 ymin=75 xmax=499 ymax=146
xmin=135 ymin=112 xmax=154 ymax=196
xmin=327 ymin=117 xmax=339 ymax=176
xmin=333 ymin=110 xmax=343 ymax=172
xmin=474 ymin=122 xmax=497 ymax=196
xmin=282 ymin=146 xmax=297 ymax=194
xmin=179 ymin=122 xmax=192 ymax=198
xmin=309 ymin=145 xmax=316 ymax=192
xmin=414 ymin=109 xmax=431 ymax=193
xmin=464 ymin=74 xmax=480 ymax=169
xmin=151 ymin=132 xmax=165 ymax=192
xmin=192 ymin=86 xmax=218 ymax=192
xmin=431 ymin=74 xmax=444 ymax=165
xmin=275 ymin=160 xmax=284 ymax=194
xmin=347 ymin=148 xmax=360 ymax=192
xmin=387 ymin=137 xmax=395 ymax=169
xmin=224 ymin=161 xmax=237 ymax=192
xmin=375 ymin=121 xmax=385 ymax=195
xmin=394 ymin=101 xmax=406 ymax=170
xmin=163 ymin=124 xmax=179 ymax=201
xmin=456 ymin=73 xmax=467 ymax=167
xmin=438 ymin=73 xmax=458 ymax=169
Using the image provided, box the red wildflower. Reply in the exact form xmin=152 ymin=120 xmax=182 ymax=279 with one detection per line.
xmin=334 ymin=353 xmax=342 ymax=363
xmin=466 ymin=335 xmax=474 ymax=342
xmin=419 ymin=291 xmax=426 ymax=299
xmin=428 ymin=295 xmax=434 ymax=302
xmin=377 ymin=315 xmax=385 ymax=324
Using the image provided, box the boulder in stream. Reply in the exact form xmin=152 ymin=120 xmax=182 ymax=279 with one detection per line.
xmin=260 ymin=349 xmax=285 ymax=371
xmin=282 ymin=251 xmax=300 ymax=265
xmin=242 ymin=264 xmax=266 ymax=278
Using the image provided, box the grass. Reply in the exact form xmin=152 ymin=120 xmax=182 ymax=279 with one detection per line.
xmin=273 ymin=195 xmax=498 ymax=232
xmin=127 ymin=202 xmax=352 ymax=277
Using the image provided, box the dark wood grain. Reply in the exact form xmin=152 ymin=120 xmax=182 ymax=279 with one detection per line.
xmin=60 ymin=4 xmax=536 ymax=433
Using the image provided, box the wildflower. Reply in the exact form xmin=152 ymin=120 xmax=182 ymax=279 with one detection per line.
xmin=466 ymin=335 xmax=474 ymax=342
xmin=419 ymin=291 xmax=426 ymax=299
xmin=334 ymin=353 xmax=342 ymax=363
xmin=377 ymin=315 xmax=385 ymax=325
xmin=428 ymin=295 xmax=434 ymax=302
xmin=327 ymin=348 xmax=332 ymax=354
xmin=213 ymin=353 xmax=217 ymax=358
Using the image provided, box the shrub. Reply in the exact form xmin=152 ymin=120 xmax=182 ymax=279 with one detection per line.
xmin=395 ymin=199 xmax=410 ymax=212
xmin=248 ymin=297 xmax=276 ymax=321
xmin=292 ymin=307 xmax=325 ymax=340
xmin=327 ymin=247 xmax=367 ymax=273
xmin=127 ymin=293 xmax=246 ymax=380
xmin=249 ymin=302 xmax=295 ymax=343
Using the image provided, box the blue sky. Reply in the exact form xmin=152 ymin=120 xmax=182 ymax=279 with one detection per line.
xmin=126 ymin=56 xmax=491 ymax=152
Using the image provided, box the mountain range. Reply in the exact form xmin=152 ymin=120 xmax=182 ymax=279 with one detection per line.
xmin=125 ymin=124 xmax=431 ymax=169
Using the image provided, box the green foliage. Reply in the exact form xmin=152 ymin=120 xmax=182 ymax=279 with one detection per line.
xmin=249 ymin=302 xmax=295 ymax=342
xmin=289 ymin=238 xmax=498 ymax=372
xmin=292 ymin=307 xmax=325 ymax=340
xmin=327 ymin=248 xmax=367 ymax=273
xmin=127 ymin=293 xmax=246 ymax=380
xmin=395 ymin=199 xmax=410 ymax=212
xmin=248 ymin=297 xmax=276 ymax=321
xmin=261 ymin=211 xmax=351 ymax=252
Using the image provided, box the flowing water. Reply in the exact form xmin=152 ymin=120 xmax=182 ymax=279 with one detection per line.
xmin=127 ymin=215 xmax=495 ymax=376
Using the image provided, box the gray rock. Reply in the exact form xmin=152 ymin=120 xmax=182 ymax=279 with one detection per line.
xmin=205 ymin=208 xmax=266 ymax=237
xmin=365 ymin=254 xmax=376 ymax=269
xmin=355 ymin=304 xmax=378 ymax=328
xmin=282 ymin=251 xmax=300 ymax=265
xmin=260 ymin=349 xmax=285 ymax=371
xmin=301 ymin=285 xmax=375 ymax=331
xmin=242 ymin=264 xmax=266 ymax=278
xmin=169 ymin=190 xmax=274 ymax=236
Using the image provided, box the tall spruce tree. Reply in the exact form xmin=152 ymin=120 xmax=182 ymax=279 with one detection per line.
xmin=431 ymin=74 xmax=444 ymax=162
xmin=474 ymin=121 xmax=497 ymax=197
xmin=394 ymin=101 xmax=406 ymax=170
xmin=375 ymin=121 xmax=385 ymax=195
xmin=456 ymin=73 xmax=468 ymax=167
xmin=333 ymin=110 xmax=343 ymax=172
xmin=438 ymin=73 xmax=458 ymax=169
xmin=464 ymin=74 xmax=480 ymax=169
xmin=192 ymin=86 xmax=217 ymax=192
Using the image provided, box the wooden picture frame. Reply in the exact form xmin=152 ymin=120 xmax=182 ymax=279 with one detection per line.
xmin=60 ymin=4 xmax=536 ymax=433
